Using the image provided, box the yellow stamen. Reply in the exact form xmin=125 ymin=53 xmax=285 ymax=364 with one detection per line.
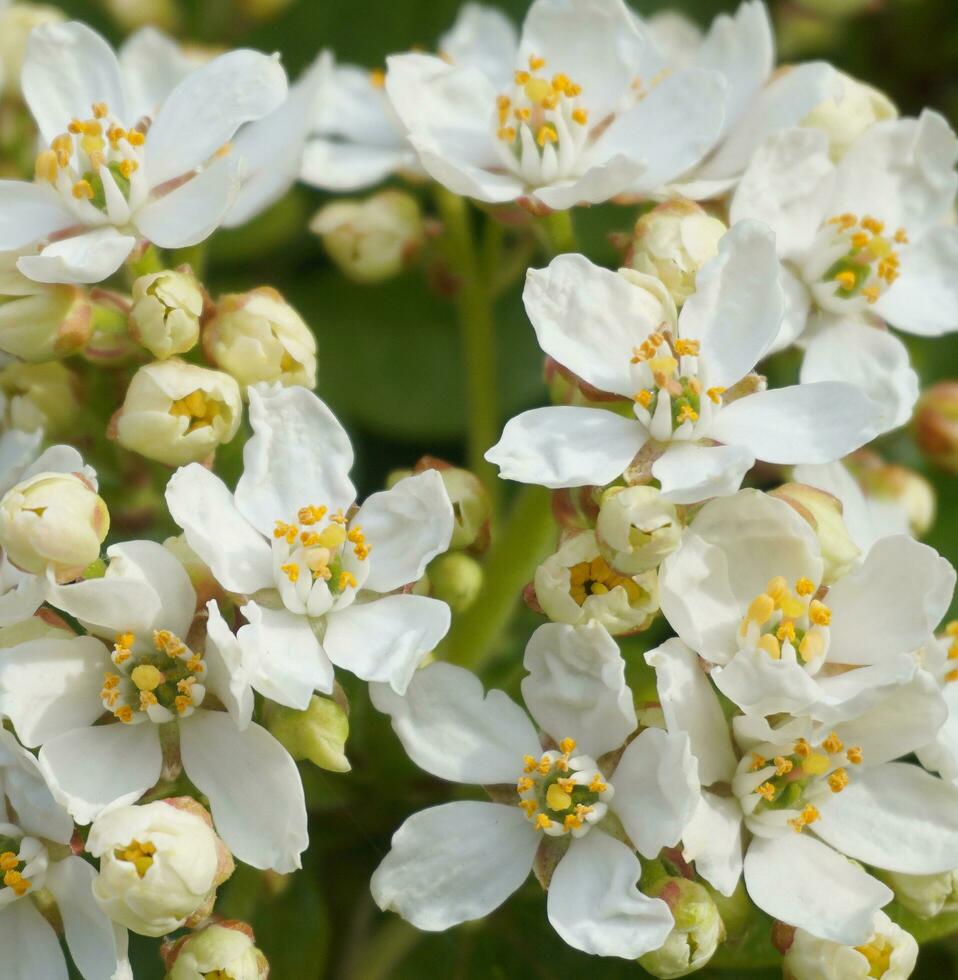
xmin=774 ymin=756 xmax=793 ymax=776
xmin=634 ymin=389 xmax=653 ymax=408
xmin=281 ymin=563 xmax=299 ymax=583
xmin=126 ymin=130 xmax=145 ymax=146
xmin=846 ymin=746 xmax=863 ymax=765
xmin=749 ymin=753 xmax=766 ymax=771
xmin=809 ymin=600 xmax=831 ymax=626
xmin=534 ymin=813 xmax=552 ymax=831
xmin=755 ymin=782 xmax=776 ymax=801
xmin=834 ymin=270 xmax=857 ymax=291
xmin=338 ymin=571 xmax=358 ymax=592
xmin=0 ymin=853 xmax=18 ymax=872
xmin=795 ymin=577 xmax=815 ymax=596
xmin=536 ymin=124 xmax=558 ymax=146
xmin=822 ymin=732 xmax=844 ymax=754
xmin=707 ymin=386 xmax=725 ymax=403
xmin=588 ymin=775 xmax=607 ymax=793
xmin=758 ymin=633 xmax=781 ymax=661
xmin=3 ymin=869 xmax=29 ymax=896
xmin=519 ymin=799 xmax=538 ymax=817
xmin=674 ymin=338 xmax=700 ymax=357
xmin=571 ymin=108 xmax=588 ymax=125
xmin=559 ymin=737 xmax=576 ymax=755
xmin=35 ymin=149 xmax=58 ymax=182
xmin=72 ymin=179 xmax=94 ymax=200
xmin=528 ymin=55 xmax=546 ymax=70
xmin=828 ymin=768 xmax=849 ymax=793
xmin=115 ymin=839 xmax=156 ymax=878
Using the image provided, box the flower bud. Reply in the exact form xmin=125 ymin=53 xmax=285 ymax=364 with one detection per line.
xmin=627 ymin=201 xmax=727 ymax=306
xmin=596 ymin=486 xmax=681 ymax=575
xmin=88 ymin=799 xmax=233 ymax=938
xmin=0 ymin=4 xmax=64 ymax=98
xmin=0 ymin=361 xmax=80 ymax=434
xmin=203 ymin=287 xmax=317 ymax=391
xmin=880 ymin=868 xmax=958 ymax=919
xmin=428 ymin=552 xmax=483 ymax=614
xmin=165 ymin=922 xmax=268 ymax=980
xmin=0 ymin=471 xmax=108 ymax=581
xmin=100 ymin=0 xmax=179 ymax=31
xmin=533 ymin=530 xmax=658 ymax=635
xmin=639 ymin=878 xmax=724 ymax=978
xmin=129 ymin=270 xmax=203 ymax=359
xmin=311 ymin=190 xmax=424 ymax=284
xmin=782 ymin=910 xmax=917 ymax=980
xmin=770 ymin=482 xmax=860 ymax=583
xmin=413 ymin=458 xmax=491 ymax=552
xmin=802 ymin=71 xmax=896 ymax=160
xmin=267 ymin=694 xmax=350 ymax=773
xmin=914 ymin=381 xmax=958 ymax=474
xmin=845 ymin=451 xmax=935 ymax=537
xmin=112 ymin=360 xmax=242 ymax=466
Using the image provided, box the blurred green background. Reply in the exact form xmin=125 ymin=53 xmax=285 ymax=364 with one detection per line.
xmin=43 ymin=0 xmax=958 ymax=975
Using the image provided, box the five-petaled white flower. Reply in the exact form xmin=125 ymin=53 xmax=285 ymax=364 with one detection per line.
xmin=0 ymin=540 xmax=308 ymax=873
xmin=486 ymin=222 xmax=881 ymax=503
xmin=0 ymin=21 xmax=287 ymax=284
xmin=370 ymin=622 xmax=700 ymax=960
xmin=384 ymin=0 xmax=726 ymax=211
xmin=165 ymin=382 xmax=454 ymax=702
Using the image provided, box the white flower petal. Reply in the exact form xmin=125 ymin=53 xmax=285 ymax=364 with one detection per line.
xmin=119 ymin=26 xmax=194 ymax=118
xmin=236 ymin=384 xmax=355 ymax=535
xmin=548 ymin=830 xmax=674 ymax=958
xmin=0 ymin=181 xmax=74 ymax=251
xmin=0 ymin=571 xmax=46 ymax=628
xmin=17 ymin=229 xmax=136 ymax=285
xmin=39 ymin=722 xmax=161 ymax=824
xmin=0 ymin=899 xmax=68 ymax=980
xmin=521 ymin=621 xmax=637 ymax=758
xmin=0 ymin=728 xmax=73 ymax=843
xmin=682 ymin=790 xmax=743 ymax=896
xmin=713 ymin=648 xmax=822 ymax=717
xmin=370 ymin=661 xmax=540 ymax=784
xmin=532 ymin=155 xmax=648 ymax=210
xmin=652 ymin=442 xmax=754 ymax=505
xmin=145 ymin=50 xmax=288 ymax=187
xmin=324 ymin=594 xmax=451 ymax=695
xmin=165 ymin=464 xmax=273 ymax=595
xmin=743 ymin=833 xmax=891 ymax=945
xmin=438 ymin=2 xmax=518 ymax=87
xmin=204 ymin=599 xmax=254 ymax=729
xmin=301 ymin=140 xmax=413 ymax=192
xmin=710 ymin=382 xmax=880 ymax=464
xmin=371 ymin=801 xmax=537 ymax=930
xmin=180 ymin=710 xmax=307 ymax=873
xmin=611 ymin=728 xmax=700 ymax=859
xmin=810 ymin=653 xmax=918 ymax=726
xmin=524 ymin=254 xmax=670 ymax=397
xmin=353 ymin=471 xmax=454 ymax=594
xmin=486 ymin=407 xmax=647 ymax=489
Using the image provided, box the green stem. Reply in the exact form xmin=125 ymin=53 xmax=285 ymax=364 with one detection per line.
xmin=444 ymin=485 xmax=556 ymax=671
xmin=541 ymin=209 xmax=578 ymax=255
xmin=341 ymin=918 xmax=422 ymax=980
xmin=435 ymin=188 xmax=499 ymax=508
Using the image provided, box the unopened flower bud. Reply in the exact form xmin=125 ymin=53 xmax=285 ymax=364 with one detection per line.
xmin=112 ymin=360 xmax=242 ymax=466
xmin=0 ymin=4 xmax=64 ymax=98
xmin=880 ymin=868 xmax=958 ymax=919
xmin=130 ymin=270 xmax=203 ymax=359
xmin=802 ymin=71 xmax=896 ymax=160
xmin=0 ymin=361 xmax=80 ymax=434
xmin=311 ymin=190 xmax=424 ymax=284
xmin=639 ymin=878 xmax=724 ymax=978
xmin=770 ymin=482 xmax=860 ymax=583
xmin=0 ymin=471 xmax=108 ymax=581
xmin=413 ymin=458 xmax=491 ymax=552
xmin=88 ymin=799 xmax=233 ymax=938
xmin=845 ymin=450 xmax=935 ymax=537
xmin=533 ymin=530 xmax=658 ymax=635
xmin=428 ymin=552 xmax=483 ymax=613
xmin=628 ymin=201 xmax=727 ymax=306
xmin=596 ymin=486 xmax=681 ymax=575
xmin=267 ymin=694 xmax=350 ymax=773
xmin=203 ymin=287 xmax=317 ymax=391
xmin=782 ymin=910 xmax=917 ymax=980
xmin=165 ymin=922 xmax=268 ymax=980
xmin=100 ymin=0 xmax=179 ymax=31
xmin=914 ymin=382 xmax=958 ymax=474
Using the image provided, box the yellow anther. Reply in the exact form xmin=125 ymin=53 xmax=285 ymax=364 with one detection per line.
xmin=688 ymin=378 xmax=702 ymax=396
xmin=634 ymin=390 xmax=653 ymax=408
xmin=186 ymin=655 xmax=203 ymax=673
xmin=946 ymin=621 xmax=958 ymax=637
xmin=107 ymin=126 xmax=125 ymax=145
xmin=556 ymin=777 xmax=576 ymax=793
xmin=116 ymin=632 xmax=134 ymax=649
xmin=588 ymin=775 xmax=607 ymax=794
xmin=745 ymin=593 xmax=775 ymax=626
xmin=528 ymin=54 xmax=546 ymax=70
xmin=793 ymin=738 xmax=812 ymax=758
xmin=822 ymin=732 xmax=844 ymax=754
xmin=72 ymin=179 xmax=94 ymax=200
xmin=946 ymin=668 xmax=958 ymax=684
xmin=766 ymin=576 xmax=788 ymax=601
xmin=894 ymin=228 xmax=909 ymax=244
xmin=788 ymin=804 xmax=820 ymax=832
xmin=534 ymin=813 xmax=552 ymax=831
xmin=564 ymin=813 xmax=584 ymax=831
xmin=559 ymin=737 xmax=576 ymax=755
xmin=35 ymin=149 xmax=58 ymax=182
xmin=102 ymin=673 xmax=120 ymax=690
xmin=514 ymin=106 xmax=531 ymax=122
xmin=846 ymin=746 xmax=863 ymax=765
xmin=519 ymin=799 xmax=538 ymax=817
xmin=516 ymin=776 xmax=534 ymax=793
xmin=115 ymin=705 xmax=134 ymax=723
xmin=300 ymin=531 xmax=321 ymax=547
xmin=676 ymin=404 xmax=698 ymax=424
xmin=281 ymin=562 xmax=299 ymax=583
xmin=861 ymin=215 xmax=884 ymax=234
xmin=862 ymin=285 xmax=881 ymax=304
xmin=795 ymin=578 xmax=815 ymax=596
xmin=0 ymin=852 xmax=18 ymax=872
xmin=949 ymin=641 xmax=958 ymax=660
xmin=798 ymin=630 xmax=825 ymax=663
xmin=115 ymin=839 xmax=156 ymax=878
xmin=522 ymin=755 xmax=538 ymax=773
xmin=828 ymin=213 xmax=856 ymax=230
xmin=546 ymin=783 xmax=572 ymax=812
xmin=139 ymin=690 xmax=158 ymax=709
xmin=834 ymin=270 xmax=857 ymax=291
xmin=92 ymin=102 xmax=108 ymax=118
xmin=809 ymin=600 xmax=831 ymax=626
xmin=79 ymin=119 xmax=102 ymax=137
xmin=514 ymin=70 xmax=530 ymax=85
xmin=536 ymin=124 xmax=558 ymax=146
xmin=774 ymin=756 xmax=794 ymax=776
xmin=131 ymin=664 xmax=164 ymax=692
xmin=370 ymin=68 xmax=385 ymax=88
xmin=571 ymin=108 xmax=588 ymax=125
xmin=851 ymin=232 xmax=870 ymax=249
xmin=68 ymin=119 xmax=83 ymax=134
xmin=755 ymin=782 xmax=776 ymax=802
xmin=174 ymin=694 xmax=193 ymax=714
xmin=776 ymin=620 xmax=797 ymax=644
xmin=749 ymin=753 xmax=767 ymax=771
xmin=118 ymin=159 xmax=138 ymax=179
xmin=497 ymin=126 xmax=517 ymax=142
xmin=113 ymin=649 xmax=131 ymax=666
xmin=803 ymin=752 xmax=831 ymax=776
xmin=828 ymin=768 xmax=849 ymax=793
xmin=674 ymin=338 xmax=700 ymax=357
xmin=338 ymin=571 xmax=358 ymax=592
xmin=855 ymin=938 xmax=893 ymax=976
xmin=707 ymin=386 xmax=725 ymax=404
xmin=177 ymin=677 xmax=196 ymax=694
xmin=126 ymin=130 xmax=145 ymax=146
xmin=3 ymin=869 xmax=30 ymax=896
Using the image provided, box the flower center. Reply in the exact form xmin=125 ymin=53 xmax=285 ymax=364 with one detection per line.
xmin=0 ymin=844 xmax=30 ymax=898
xmin=102 ymin=629 xmax=207 ymax=724
xmin=807 ymin=213 xmax=907 ymax=312
xmin=273 ymin=504 xmax=370 ymax=594
xmin=736 ymin=732 xmax=862 ymax=835
xmin=169 ymin=390 xmax=225 ymax=432
xmin=855 ymin=936 xmax=893 ymax=977
xmin=115 ymin=838 xmax=157 ymax=878
xmin=738 ymin=576 xmax=831 ymax=671
xmin=494 ymin=55 xmax=592 ymax=183
xmin=34 ymin=101 xmax=146 ymax=215
xmin=567 ymin=555 xmax=644 ymax=606
xmin=515 ymin=738 xmax=613 ymax=837
xmin=0 ymin=830 xmax=45 ymax=901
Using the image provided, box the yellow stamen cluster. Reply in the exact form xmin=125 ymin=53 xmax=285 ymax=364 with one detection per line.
xmin=496 ymin=55 xmax=586 ymax=147
xmin=855 ymin=937 xmax=893 ymax=977
xmin=788 ymin=803 xmax=820 ymax=833
xmin=739 ymin=576 xmax=829 ymax=663
xmin=115 ymin=839 xmax=157 ymax=878
xmin=568 ymin=555 xmax=643 ymax=605
xmin=826 ymin=213 xmax=906 ymax=304
xmin=0 ymin=852 xmax=29 ymax=897
xmin=169 ymin=390 xmax=222 ymax=432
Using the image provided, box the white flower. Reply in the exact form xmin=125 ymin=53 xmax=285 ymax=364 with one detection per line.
xmin=0 ymin=21 xmax=287 ymax=284
xmin=486 ymin=223 xmax=881 ymax=504
xmin=730 ymin=112 xmax=958 ymax=428
xmin=167 ymin=922 xmax=267 ymax=980
xmin=783 ymin=911 xmax=917 ymax=980
xmin=0 ymin=539 xmax=308 ymax=872
xmin=646 ymin=637 xmax=958 ymax=945
xmin=659 ymin=489 xmax=956 ymax=718
xmin=370 ymin=621 xmax=700 ymax=959
xmin=595 ymin=484 xmax=681 ymax=574
xmin=301 ymin=3 xmax=517 ymax=192
xmin=165 ymin=382 xmax=454 ymax=699
xmin=881 ymin=868 xmax=958 ymax=920
xmin=88 ymin=799 xmax=230 ymax=937
xmin=635 ymin=1 xmax=841 ymax=200
xmin=383 ymin=0 xmax=726 ymax=211
xmin=129 ymin=269 xmax=203 ymax=359
xmin=0 ymin=726 xmax=129 ymax=980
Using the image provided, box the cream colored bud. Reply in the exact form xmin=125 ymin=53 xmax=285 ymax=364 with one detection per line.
xmin=628 ymin=201 xmax=727 ymax=306
xmin=89 ymin=799 xmax=232 ymax=938
xmin=203 ymin=287 xmax=317 ymax=391
xmin=880 ymin=869 xmax=958 ymax=919
xmin=413 ymin=459 xmax=491 ymax=552
xmin=130 ymin=270 xmax=203 ymax=359
xmin=0 ymin=361 xmax=80 ymax=435
xmin=167 ymin=923 xmax=268 ymax=980
xmin=311 ymin=190 xmax=424 ymax=284
xmin=0 ymin=471 xmax=108 ymax=581
xmin=803 ymin=71 xmax=896 ymax=160
xmin=0 ymin=4 xmax=64 ymax=98
xmin=639 ymin=878 xmax=724 ymax=978
xmin=846 ymin=451 xmax=936 ymax=537
xmin=267 ymin=694 xmax=350 ymax=773
xmin=783 ymin=911 xmax=917 ymax=980
xmin=534 ymin=530 xmax=659 ymax=635
xmin=113 ymin=360 xmax=241 ymax=466
xmin=428 ymin=552 xmax=483 ymax=613
xmin=915 ymin=382 xmax=958 ymax=474
xmin=100 ymin=0 xmax=179 ymax=31
xmin=770 ymin=482 xmax=860 ymax=583
xmin=596 ymin=485 xmax=681 ymax=575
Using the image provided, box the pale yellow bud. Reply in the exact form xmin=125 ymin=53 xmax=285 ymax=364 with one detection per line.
xmin=639 ymin=878 xmax=724 ymax=978
xmin=267 ymin=694 xmax=350 ymax=773
xmin=0 ymin=361 xmax=80 ymax=435
xmin=166 ymin=922 xmax=268 ymax=980
xmin=596 ymin=485 xmax=681 ymax=575
xmin=802 ymin=71 xmax=897 ymax=161
xmin=130 ymin=270 xmax=203 ymax=359
xmin=0 ymin=4 xmax=64 ymax=98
